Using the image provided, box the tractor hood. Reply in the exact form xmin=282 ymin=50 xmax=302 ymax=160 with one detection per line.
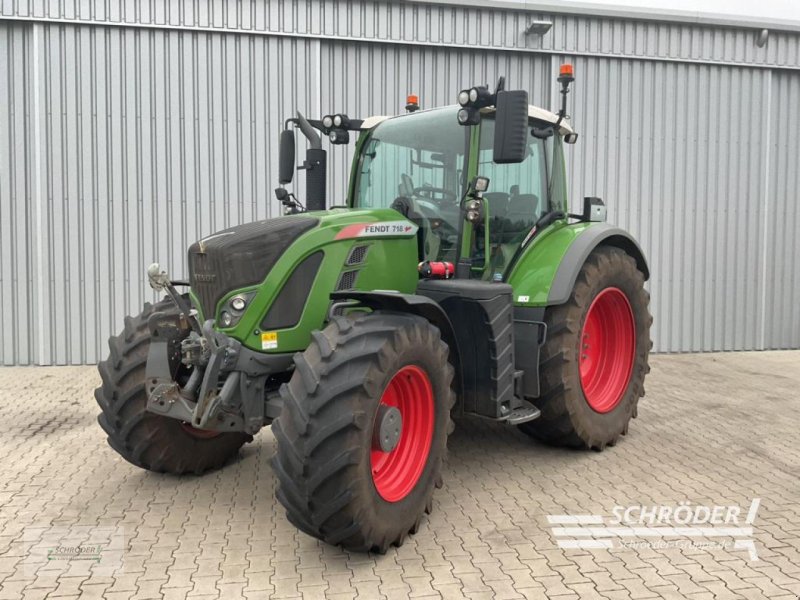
xmin=187 ymin=208 xmax=420 ymax=322
xmin=188 ymin=215 xmax=319 ymax=319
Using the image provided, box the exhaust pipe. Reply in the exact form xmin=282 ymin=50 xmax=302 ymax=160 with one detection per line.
xmin=296 ymin=111 xmax=327 ymax=211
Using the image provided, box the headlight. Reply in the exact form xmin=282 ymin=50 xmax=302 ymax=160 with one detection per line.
xmin=458 ymin=90 xmax=470 ymax=106
xmin=333 ymin=114 xmax=350 ymax=128
xmin=218 ymin=291 xmax=257 ymax=328
xmin=457 ymin=107 xmax=480 ymax=126
xmin=328 ymin=129 xmax=350 ymax=144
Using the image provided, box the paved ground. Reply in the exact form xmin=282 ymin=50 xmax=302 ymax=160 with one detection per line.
xmin=0 ymin=351 xmax=799 ymax=600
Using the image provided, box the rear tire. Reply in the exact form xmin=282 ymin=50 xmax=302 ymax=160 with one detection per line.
xmin=519 ymin=246 xmax=652 ymax=450
xmin=272 ymin=312 xmax=455 ymax=552
xmin=95 ymin=298 xmax=250 ymax=475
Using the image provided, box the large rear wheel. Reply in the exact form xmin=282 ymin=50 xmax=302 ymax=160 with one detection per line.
xmin=272 ymin=312 xmax=455 ymax=552
xmin=95 ymin=299 xmax=250 ymax=474
xmin=519 ymin=246 xmax=652 ymax=449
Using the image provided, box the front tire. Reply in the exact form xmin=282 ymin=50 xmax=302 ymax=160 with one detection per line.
xmin=519 ymin=246 xmax=652 ymax=450
xmin=95 ymin=299 xmax=250 ymax=475
xmin=271 ymin=312 xmax=455 ymax=552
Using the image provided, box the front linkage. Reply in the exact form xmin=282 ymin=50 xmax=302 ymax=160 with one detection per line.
xmin=144 ymin=263 xmax=287 ymax=436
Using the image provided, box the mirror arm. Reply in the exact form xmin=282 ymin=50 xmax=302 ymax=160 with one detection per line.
xmin=554 ymin=85 xmax=569 ymax=129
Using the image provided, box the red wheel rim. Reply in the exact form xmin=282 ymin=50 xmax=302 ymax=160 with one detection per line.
xmin=579 ymin=287 xmax=636 ymax=413
xmin=370 ymin=365 xmax=434 ymax=503
xmin=180 ymin=422 xmax=221 ymax=439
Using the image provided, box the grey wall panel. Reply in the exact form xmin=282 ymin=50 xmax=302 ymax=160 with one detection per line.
xmin=0 ymin=23 xmax=37 ymax=365
xmin=565 ymin=56 xmax=771 ymax=352
xmin=1 ymin=2 xmax=799 ymax=363
xmin=764 ymin=71 xmax=800 ymax=349
xmin=2 ymin=1 xmax=798 ymax=70
xmin=0 ymin=22 xmax=318 ymax=364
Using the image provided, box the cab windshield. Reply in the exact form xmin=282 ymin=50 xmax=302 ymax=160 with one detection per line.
xmin=351 ymin=107 xmax=468 ymax=263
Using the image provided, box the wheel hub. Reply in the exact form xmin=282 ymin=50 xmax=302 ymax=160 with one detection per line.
xmin=373 ymin=405 xmax=403 ymax=452
xmin=370 ymin=365 xmax=435 ymax=503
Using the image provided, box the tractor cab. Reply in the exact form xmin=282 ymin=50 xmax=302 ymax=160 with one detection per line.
xmin=348 ymin=105 xmax=572 ymax=281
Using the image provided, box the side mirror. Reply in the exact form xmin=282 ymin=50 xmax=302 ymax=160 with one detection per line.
xmin=279 ymin=129 xmax=295 ymax=184
xmin=493 ymin=90 xmax=528 ymax=164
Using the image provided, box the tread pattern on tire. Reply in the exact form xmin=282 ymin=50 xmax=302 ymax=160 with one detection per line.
xmin=520 ymin=246 xmax=653 ymax=450
xmin=95 ymin=298 xmax=250 ymax=475
xmin=272 ymin=311 xmax=456 ymax=553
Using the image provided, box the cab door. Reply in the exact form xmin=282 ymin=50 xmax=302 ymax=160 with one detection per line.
xmin=470 ymin=117 xmax=550 ymax=280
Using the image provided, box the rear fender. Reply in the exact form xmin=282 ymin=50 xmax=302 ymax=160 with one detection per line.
xmin=507 ymin=222 xmax=649 ymax=308
xmin=547 ymin=224 xmax=649 ymax=305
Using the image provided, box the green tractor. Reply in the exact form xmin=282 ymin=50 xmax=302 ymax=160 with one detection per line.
xmin=96 ymin=66 xmax=651 ymax=552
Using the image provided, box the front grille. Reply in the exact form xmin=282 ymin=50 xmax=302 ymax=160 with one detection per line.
xmin=188 ymin=216 xmax=318 ymax=319
xmin=336 ymin=270 xmax=359 ymax=291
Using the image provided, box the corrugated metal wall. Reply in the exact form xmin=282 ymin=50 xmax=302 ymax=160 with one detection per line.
xmin=1 ymin=1 xmax=799 ymax=364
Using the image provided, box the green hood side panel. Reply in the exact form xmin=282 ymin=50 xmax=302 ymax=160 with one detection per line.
xmin=505 ymin=221 xmax=596 ymax=307
xmin=193 ymin=208 xmax=419 ymax=354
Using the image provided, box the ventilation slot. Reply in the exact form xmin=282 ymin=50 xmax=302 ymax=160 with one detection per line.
xmin=346 ymin=245 xmax=369 ymax=265
xmin=336 ymin=270 xmax=359 ymax=291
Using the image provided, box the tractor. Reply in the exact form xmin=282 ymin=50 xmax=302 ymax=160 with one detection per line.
xmin=96 ymin=65 xmax=652 ymax=552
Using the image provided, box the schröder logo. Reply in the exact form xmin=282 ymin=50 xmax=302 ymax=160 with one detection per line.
xmin=547 ymin=499 xmax=761 ymax=560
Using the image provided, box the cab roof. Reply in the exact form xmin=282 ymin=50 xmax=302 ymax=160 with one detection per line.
xmin=360 ymin=104 xmax=574 ymax=135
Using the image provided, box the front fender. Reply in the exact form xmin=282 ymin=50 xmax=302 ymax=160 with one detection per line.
xmin=506 ymin=222 xmax=649 ymax=307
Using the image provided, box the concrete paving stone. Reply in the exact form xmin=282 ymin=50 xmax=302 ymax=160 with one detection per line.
xmin=159 ymin=586 xmax=194 ymax=600
xmin=743 ymin=575 xmax=798 ymax=597
xmin=0 ymin=579 xmax=30 ymax=599
xmin=433 ymin=581 xmax=465 ymax=599
xmin=101 ymin=593 xmax=135 ymax=600
xmin=215 ymin=581 xmax=246 ymax=598
xmin=1 ymin=353 xmax=800 ymax=599
xmin=381 ymin=584 xmax=412 ymax=599
xmin=298 ymin=585 xmax=329 ymax=599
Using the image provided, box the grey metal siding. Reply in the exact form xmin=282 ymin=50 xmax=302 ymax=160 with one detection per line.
xmin=0 ymin=22 xmax=37 ymax=365
xmin=565 ymin=56 xmax=771 ymax=352
xmin=765 ymin=70 xmax=800 ymax=349
xmin=1 ymin=20 xmax=320 ymax=364
xmin=2 ymin=1 xmax=800 ymax=69
xmin=1 ymin=0 xmax=799 ymax=363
